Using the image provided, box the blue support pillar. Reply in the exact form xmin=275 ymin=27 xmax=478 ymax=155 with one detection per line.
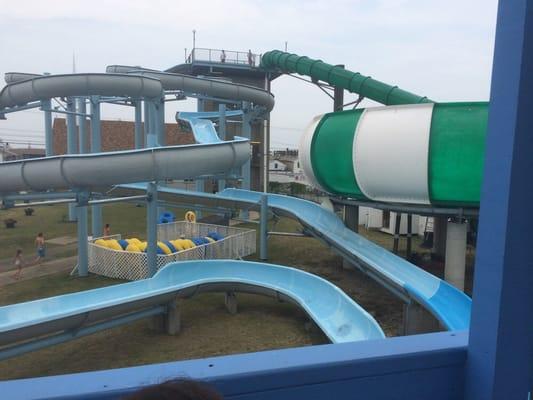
xmin=259 ymin=194 xmax=268 ymax=261
xmin=240 ymin=102 xmax=252 ymax=219
xmin=42 ymin=99 xmax=53 ymax=157
xmin=90 ymin=96 xmax=103 ymax=237
xmin=143 ymin=100 xmax=151 ymax=147
xmin=195 ymin=98 xmax=205 ymax=218
xmin=465 ymin=1 xmax=533 ymax=399
xmin=147 ymin=101 xmax=158 ymax=147
xmin=146 ymin=182 xmax=158 ymax=277
xmin=156 ymin=95 xmax=165 ymax=147
xmin=76 ymin=191 xmax=89 ymax=277
xmin=134 ymin=100 xmax=143 ymax=149
xmin=218 ymin=103 xmax=227 ymax=191
xmin=66 ymin=98 xmax=78 ymax=222
xmin=77 ymin=98 xmax=87 ymax=154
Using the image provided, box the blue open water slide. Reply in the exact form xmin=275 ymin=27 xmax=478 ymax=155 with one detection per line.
xmin=115 ymin=184 xmax=471 ymax=331
xmin=0 ymin=261 xmax=385 ymax=350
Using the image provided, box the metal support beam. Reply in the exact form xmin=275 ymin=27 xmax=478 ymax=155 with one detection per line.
xmin=143 ymin=100 xmax=151 ymax=145
xmin=134 ymin=100 xmax=143 ymax=149
xmin=393 ymin=213 xmax=402 ymax=254
xmin=444 ymin=218 xmax=467 ymax=291
xmin=76 ymin=191 xmax=89 ymax=277
xmin=156 ymin=96 xmax=165 ymax=147
xmin=406 ymin=214 xmax=413 ymax=259
xmin=146 ymin=182 xmax=158 ymax=277
xmin=42 ymin=99 xmax=53 ymax=156
xmin=195 ymin=99 xmax=205 ymax=218
xmin=90 ymin=96 xmax=103 ymax=237
xmin=218 ymin=103 xmax=227 ymax=190
xmin=77 ymin=98 xmax=87 ymax=153
xmin=66 ymin=98 xmax=77 ymax=222
xmin=333 ymin=65 xmax=345 ymax=111
xmin=260 ymin=194 xmax=268 ymax=261
xmin=344 ymin=204 xmax=359 ymax=233
xmin=240 ymin=102 xmax=252 ymax=219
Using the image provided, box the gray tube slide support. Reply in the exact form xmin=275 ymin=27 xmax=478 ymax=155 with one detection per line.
xmin=146 ymin=182 xmax=158 ymax=277
xmin=0 ymin=73 xmax=163 ymax=110
xmin=0 ymin=140 xmax=250 ymax=194
xmin=260 ymin=194 xmax=268 ymax=260
xmin=134 ymin=101 xmax=143 ymax=149
xmin=42 ymin=99 xmax=53 ymax=157
xmin=77 ymin=98 xmax=87 ymax=154
xmin=90 ymin=96 xmax=103 ymax=237
xmin=106 ymin=65 xmax=274 ymax=112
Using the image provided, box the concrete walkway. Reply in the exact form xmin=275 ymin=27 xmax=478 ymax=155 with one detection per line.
xmin=0 ymin=256 xmax=77 ymax=287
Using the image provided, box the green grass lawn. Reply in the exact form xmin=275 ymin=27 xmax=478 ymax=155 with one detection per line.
xmin=0 ymin=203 xmax=188 ymax=261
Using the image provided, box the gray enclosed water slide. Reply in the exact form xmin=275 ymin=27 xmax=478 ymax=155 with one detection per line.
xmin=106 ymin=65 xmax=275 ymax=111
xmin=0 ymin=68 xmax=274 ymax=194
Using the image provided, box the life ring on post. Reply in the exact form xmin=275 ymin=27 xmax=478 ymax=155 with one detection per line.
xmin=185 ymin=211 xmax=197 ymax=223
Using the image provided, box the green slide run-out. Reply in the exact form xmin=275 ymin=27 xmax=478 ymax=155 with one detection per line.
xmin=262 ymin=50 xmax=487 ymax=207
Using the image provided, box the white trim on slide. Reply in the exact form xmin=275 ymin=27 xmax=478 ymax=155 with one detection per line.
xmin=353 ymin=103 xmax=434 ymax=204
xmin=299 ymin=114 xmax=327 ymax=192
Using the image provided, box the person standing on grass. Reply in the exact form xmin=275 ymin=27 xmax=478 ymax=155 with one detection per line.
xmin=12 ymin=249 xmax=23 ymax=279
xmin=35 ymin=232 xmax=45 ymax=264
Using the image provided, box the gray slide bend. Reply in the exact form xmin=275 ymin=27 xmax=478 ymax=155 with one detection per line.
xmin=0 ymin=73 xmax=163 ymax=109
xmin=4 ymin=72 xmax=42 ymax=85
xmin=0 ymin=140 xmax=249 ymax=194
xmin=106 ymin=65 xmax=274 ymax=111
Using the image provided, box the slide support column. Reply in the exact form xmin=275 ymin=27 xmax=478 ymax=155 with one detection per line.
xmin=146 ymin=182 xmax=158 ymax=277
xmin=218 ymin=103 xmax=227 ymax=190
xmin=42 ymin=99 xmax=53 ymax=156
xmin=77 ymin=97 xmax=87 ymax=154
xmin=260 ymin=194 xmax=268 ymax=261
xmin=432 ymin=216 xmax=447 ymax=260
xmin=444 ymin=218 xmax=467 ymax=291
xmin=393 ymin=213 xmax=402 ymax=254
xmin=195 ymin=99 xmax=205 ymax=218
xmin=90 ymin=96 xmax=103 ymax=237
xmin=406 ymin=214 xmax=413 ymax=259
xmin=66 ymin=97 xmax=78 ymax=222
xmin=134 ymin=100 xmax=143 ymax=149
xmin=76 ymin=191 xmax=89 ymax=277
xmin=144 ymin=99 xmax=151 ymax=146
xmin=240 ymin=102 xmax=252 ymax=220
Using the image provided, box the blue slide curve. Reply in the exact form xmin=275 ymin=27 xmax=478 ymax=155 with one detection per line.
xmin=0 ymin=260 xmax=385 ymax=344
xmin=119 ymin=184 xmax=471 ymax=331
xmin=177 ymin=111 xmax=243 ymax=144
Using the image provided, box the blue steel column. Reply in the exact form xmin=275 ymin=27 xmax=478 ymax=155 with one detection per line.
xmin=134 ymin=100 xmax=143 ymax=149
xmin=147 ymin=101 xmax=158 ymax=147
xmin=90 ymin=96 xmax=103 ymax=237
xmin=240 ymin=102 xmax=252 ymax=219
xmin=146 ymin=182 xmax=158 ymax=277
xmin=66 ymin=98 xmax=78 ymax=222
xmin=41 ymin=99 xmax=53 ymax=156
xmin=156 ymin=95 xmax=165 ymax=146
xmin=195 ymin=98 xmax=205 ymax=219
xmin=144 ymin=100 xmax=151 ymax=146
xmin=218 ymin=103 xmax=227 ymax=190
xmin=76 ymin=191 xmax=89 ymax=277
xmin=77 ymin=98 xmax=87 ymax=153
xmin=465 ymin=1 xmax=533 ymax=399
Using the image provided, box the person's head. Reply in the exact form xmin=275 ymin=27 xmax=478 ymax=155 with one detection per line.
xmin=16 ymin=249 xmax=22 ymax=256
xmin=37 ymin=232 xmax=43 ymax=238
xmin=105 ymin=224 xmax=110 ymax=229
xmin=123 ymin=379 xmax=222 ymax=400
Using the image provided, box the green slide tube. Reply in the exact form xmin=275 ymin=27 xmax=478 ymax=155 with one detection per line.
xmin=300 ymin=102 xmax=488 ymax=207
xmin=261 ymin=50 xmax=432 ymax=105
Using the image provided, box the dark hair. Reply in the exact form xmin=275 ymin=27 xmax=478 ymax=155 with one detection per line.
xmin=37 ymin=232 xmax=43 ymax=237
xmin=16 ymin=249 xmax=22 ymax=256
xmin=105 ymin=224 xmax=110 ymax=228
xmin=122 ymin=379 xmax=223 ymax=400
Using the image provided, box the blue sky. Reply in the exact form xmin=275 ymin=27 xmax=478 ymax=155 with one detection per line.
xmin=0 ymin=0 xmax=498 ymax=149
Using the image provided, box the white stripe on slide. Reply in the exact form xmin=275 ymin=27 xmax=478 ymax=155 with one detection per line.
xmin=299 ymin=114 xmax=327 ymax=192
xmin=353 ymin=103 xmax=434 ymax=204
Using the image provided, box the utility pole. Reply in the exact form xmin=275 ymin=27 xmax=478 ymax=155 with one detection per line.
xmin=192 ymin=30 xmax=196 ymax=50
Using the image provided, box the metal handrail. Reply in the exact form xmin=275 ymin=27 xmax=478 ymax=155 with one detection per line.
xmin=186 ymin=47 xmax=261 ymax=67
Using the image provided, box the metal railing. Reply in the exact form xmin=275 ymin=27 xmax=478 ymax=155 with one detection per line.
xmin=186 ymin=47 xmax=261 ymax=67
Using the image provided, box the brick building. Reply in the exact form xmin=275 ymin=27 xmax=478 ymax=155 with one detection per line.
xmin=52 ymin=118 xmax=195 ymax=154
